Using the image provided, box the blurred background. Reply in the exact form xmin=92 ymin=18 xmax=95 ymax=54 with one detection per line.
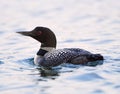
xmin=0 ymin=0 xmax=120 ymax=94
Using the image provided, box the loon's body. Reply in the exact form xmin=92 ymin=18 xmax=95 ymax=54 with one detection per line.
xmin=17 ymin=27 xmax=103 ymax=67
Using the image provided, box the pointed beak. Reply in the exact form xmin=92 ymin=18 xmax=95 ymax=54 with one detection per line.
xmin=17 ymin=31 xmax=32 ymax=36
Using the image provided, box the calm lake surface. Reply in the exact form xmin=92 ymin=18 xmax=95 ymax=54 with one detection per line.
xmin=0 ymin=0 xmax=120 ymax=94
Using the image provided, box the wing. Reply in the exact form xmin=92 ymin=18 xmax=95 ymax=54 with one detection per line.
xmin=41 ymin=48 xmax=92 ymax=67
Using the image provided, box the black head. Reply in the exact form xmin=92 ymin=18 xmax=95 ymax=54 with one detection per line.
xmin=17 ymin=26 xmax=57 ymax=48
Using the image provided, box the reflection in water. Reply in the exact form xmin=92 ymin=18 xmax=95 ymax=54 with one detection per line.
xmin=37 ymin=67 xmax=59 ymax=77
xmin=21 ymin=57 xmax=103 ymax=77
xmin=85 ymin=60 xmax=103 ymax=66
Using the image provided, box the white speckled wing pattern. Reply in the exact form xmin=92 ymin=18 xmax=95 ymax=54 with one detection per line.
xmin=40 ymin=48 xmax=92 ymax=67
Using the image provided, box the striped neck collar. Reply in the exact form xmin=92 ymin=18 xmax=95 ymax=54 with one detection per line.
xmin=37 ymin=47 xmax=55 ymax=56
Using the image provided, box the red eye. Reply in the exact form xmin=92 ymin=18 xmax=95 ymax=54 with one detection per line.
xmin=37 ymin=31 xmax=42 ymax=35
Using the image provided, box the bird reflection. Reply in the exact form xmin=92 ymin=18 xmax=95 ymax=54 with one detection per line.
xmin=85 ymin=60 xmax=103 ymax=66
xmin=36 ymin=60 xmax=103 ymax=78
xmin=21 ymin=58 xmax=103 ymax=79
xmin=37 ymin=67 xmax=59 ymax=78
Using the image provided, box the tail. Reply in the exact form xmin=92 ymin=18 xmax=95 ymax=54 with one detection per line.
xmin=87 ymin=54 xmax=104 ymax=61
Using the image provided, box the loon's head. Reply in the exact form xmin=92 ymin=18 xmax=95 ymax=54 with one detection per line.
xmin=17 ymin=27 xmax=57 ymax=48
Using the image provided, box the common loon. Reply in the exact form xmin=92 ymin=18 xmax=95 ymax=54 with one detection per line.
xmin=17 ymin=27 xmax=104 ymax=67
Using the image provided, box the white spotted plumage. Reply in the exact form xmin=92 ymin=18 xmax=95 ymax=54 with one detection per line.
xmin=35 ymin=48 xmax=93 ymax=67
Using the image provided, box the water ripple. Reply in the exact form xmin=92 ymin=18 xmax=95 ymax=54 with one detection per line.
xmin=0 ymin=61 xmax=4 ymax=64
xmin=68 ymin=73 xmax=104 ymax=81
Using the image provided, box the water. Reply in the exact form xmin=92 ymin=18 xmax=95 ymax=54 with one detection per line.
xmin=0 ymin=0 xmax=120 ymax=94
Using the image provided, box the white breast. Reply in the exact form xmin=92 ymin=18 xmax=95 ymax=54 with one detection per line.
xmin=34 ymin=47 xmax=55 ymax=66
xmin=34 ymin=55 xmax=43 ymax=66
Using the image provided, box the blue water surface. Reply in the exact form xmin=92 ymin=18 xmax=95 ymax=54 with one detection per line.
xmin=0 ymin=0 xmax=120 ymax=94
